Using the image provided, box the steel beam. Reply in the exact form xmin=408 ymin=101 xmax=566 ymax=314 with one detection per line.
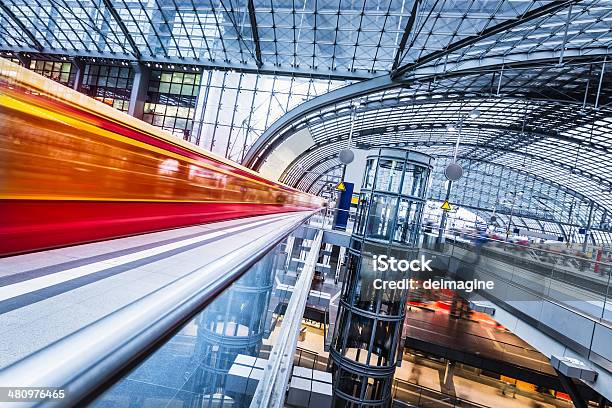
xmin=0 ymin=0 xmax=43 ymax=51
xmin=391 ymin=0 xmax=421 ymax=71
xmin=409 ymin=47 xmax=610 ymax=79
xmin=392 ymin=0 xmax=581 ymax=78
xmin=246 ymin=0 xmax=263 ymax=68
xmin=1 ymin=44 xmax=607 ymax=85
xmin=100 ymin=0 xmax=142 ymax=60
xmin=0 ymin=46 xmax=373 ymax=81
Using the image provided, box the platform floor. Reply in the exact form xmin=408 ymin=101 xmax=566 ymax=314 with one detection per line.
xmin=0 ymin=212 xmax=309 ymax=369
xmin=403 ymin=307 xmax=553 ymax=375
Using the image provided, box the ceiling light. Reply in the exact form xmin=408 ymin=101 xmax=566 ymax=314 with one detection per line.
xmin=469 ymin=109 xmax=481 ymax=119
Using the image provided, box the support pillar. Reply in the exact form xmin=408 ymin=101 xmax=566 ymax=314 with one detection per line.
xmin=438 ymin=180 xmax=452 ymax=242
xmin=16 ymin=53 xmax=31 ymax=68
xmin=554 ymin=368 xmax=587 ymax=408
xmin=192 ymin=70 xmax=212 ymax=147
xmin=583 ymin=201 xmax=594 ymax=253
xmin=128 ymin=62 xmax=151 ymax=120
xmin=442 ymin=360 xmax=456 ymax=396
xmin=332 ymin=182 xmax=354 ymax=231
xmin=72 ymin=58 xmax=85 ymax=92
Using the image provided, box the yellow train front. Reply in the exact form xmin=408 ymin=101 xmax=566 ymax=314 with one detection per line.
xmin=0 ymin=58 xmax=325 ymax=256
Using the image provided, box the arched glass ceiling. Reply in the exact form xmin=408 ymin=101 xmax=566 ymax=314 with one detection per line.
xmin=282 ymin=96 xmax=612 ymax=207
xmin=263 ymin=58 xmax=612 ymax=240
xmin=1 ymin=0 xmax=610 ymax=78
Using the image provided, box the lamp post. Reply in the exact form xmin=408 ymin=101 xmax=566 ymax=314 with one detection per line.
xmin=438 ymin=109 xmax=480 ymax=241
xmin=504 ymin=191 xmax=524 ymax=241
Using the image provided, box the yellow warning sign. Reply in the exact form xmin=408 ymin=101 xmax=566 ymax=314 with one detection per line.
xmin=441 ymin=200 xmax=452 ymax=211
xmin=336 ymin=181 xmax=346 ymax=191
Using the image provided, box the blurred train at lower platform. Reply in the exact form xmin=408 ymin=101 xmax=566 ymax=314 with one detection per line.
xmin=0 ymin=58 xmax=325 ymax=257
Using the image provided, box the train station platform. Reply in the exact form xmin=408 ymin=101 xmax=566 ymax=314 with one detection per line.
xmin=0 ymin=211 xmax=324 ymax=405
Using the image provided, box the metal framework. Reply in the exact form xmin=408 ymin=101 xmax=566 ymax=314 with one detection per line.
xmin=1 ymin=0 xmax=611 ymax=241
xmin=99 ymin=0 xmax=141 ymax=60
xmin=246 ymin=0 xmax=262 ymax=68
xmin=0 ymin=0 xmax=42 ymax=51
xmin=390 ymin=0 xmax=582 ymax=78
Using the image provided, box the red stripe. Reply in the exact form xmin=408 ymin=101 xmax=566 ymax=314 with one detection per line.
xmin=0 ymin=200 xmax=308 ymax=257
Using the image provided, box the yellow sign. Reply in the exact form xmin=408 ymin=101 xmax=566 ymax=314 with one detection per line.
xmin=336 ymin=181 xmax=346 ymax=191
xmin=441 ymin=200 xmax=452 ymax=211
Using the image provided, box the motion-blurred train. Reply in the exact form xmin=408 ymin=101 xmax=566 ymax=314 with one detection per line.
xmin=0 ymin=58 xmax=324 ymax=256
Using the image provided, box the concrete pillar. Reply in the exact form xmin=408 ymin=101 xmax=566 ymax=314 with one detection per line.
xmin=128 ymin=62 xmax=151 ymax=120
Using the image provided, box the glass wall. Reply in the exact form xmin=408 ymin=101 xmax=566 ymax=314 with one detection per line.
xmin=91 ymin=229 xmax=302 ymax=407
xmin=144 ymin=69 xmax=201 ymax=139
xmin=81 ymin=64 xmax=133 ymax=112
xmin=19 ymin=56 xmax=351 ymax=163
xmin=29 ymin=59 xmax=75 ymax=87
xmin=193 ymin=71 xmax=350 ymax=161
xmin=355 ymin=150 xmax=433 ymax=247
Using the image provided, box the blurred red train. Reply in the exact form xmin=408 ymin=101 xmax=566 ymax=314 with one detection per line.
xmin=0 ymin=58 xmax=324 ymax=256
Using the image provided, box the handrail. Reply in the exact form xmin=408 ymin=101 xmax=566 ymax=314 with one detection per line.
xmin=0 ymin=210 xmax=320 ymax=407
xmin=250 ymin=228 xmax=323 ymax=408
xmin=427 ymin=225 xmax=612 ymax=266
xmin=392 ymin=378 xmax=490 ymax=408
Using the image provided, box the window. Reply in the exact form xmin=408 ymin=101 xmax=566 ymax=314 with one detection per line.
xmin=29 ymin=60 xmax=74 ymax=87
xmin=81 ymin=64 xmax=134 ymax=112
xmin=144 ymin=69 xmax=201 ymax=140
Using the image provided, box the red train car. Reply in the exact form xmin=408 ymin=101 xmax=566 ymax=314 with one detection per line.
xmin=0 ymin=58 xmax=324 ymax=256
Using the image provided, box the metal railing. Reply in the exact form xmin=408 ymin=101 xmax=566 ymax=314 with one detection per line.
xmin=0 ymin=211 xmax=319 ymax=407
xmin=421 ymin=225 xmax=612 ymax=324
xmin=250 ymin=228 xmax=323 ymax=408
xmin=294 ymin=346 xmax=328 ymax=372
xmin=392 ymin=378 xmax=489 ymax=408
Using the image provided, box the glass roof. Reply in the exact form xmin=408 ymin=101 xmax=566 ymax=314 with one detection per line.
xmin=1 ymin=0 xmax=610 ymax=78
xmin=0 ymin=0 xmax=610 ymax=238
xmin=283 ymin=93 xmax=612 ymax=200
